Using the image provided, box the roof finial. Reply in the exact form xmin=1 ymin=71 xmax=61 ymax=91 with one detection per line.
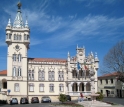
xmin=17 ymin=1 xmax=22 ymax=10
xmin=7 ymin=18 xmax=11 ymax=27
xmin=25 ymin=16 xmax=28 ymax=28
xmin=77 ymin=44 xmax=78 ymax=49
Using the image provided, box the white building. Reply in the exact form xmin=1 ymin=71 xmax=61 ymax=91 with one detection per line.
xmin=0 ymin=2 xmax=99 ymax=103
xmin=98 ymin=72 xmax=124 ymax=98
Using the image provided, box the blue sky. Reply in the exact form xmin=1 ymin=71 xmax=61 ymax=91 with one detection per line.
xmin=0 ymin=0 xmax=124 ymax=76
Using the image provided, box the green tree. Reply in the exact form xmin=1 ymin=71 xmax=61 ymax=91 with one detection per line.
xmin=58 ymin=93 xmax=67 ymax=103
xmin=96 ymin=92 xmax=104 ymax=101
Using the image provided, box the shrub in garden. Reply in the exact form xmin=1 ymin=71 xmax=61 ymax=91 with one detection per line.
xmin=58 ymin=93 xmax=67 ymax=103
xmin=96 ymin=92 xmax=104 ymax=101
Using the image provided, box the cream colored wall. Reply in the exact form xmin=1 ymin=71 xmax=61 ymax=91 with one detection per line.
xmin=98 ymin=77 xmax=118 ymax=97
xmin=7 ymin=81 xmax=27 ymax=96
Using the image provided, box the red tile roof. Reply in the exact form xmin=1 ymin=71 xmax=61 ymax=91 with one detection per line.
xmin=0 ymin=70 xmax=7 ymax=75
xmin=98 ymin=72 xmax=120 ymax=78
xmin=28 ymin=58 xmax=67 ymax=63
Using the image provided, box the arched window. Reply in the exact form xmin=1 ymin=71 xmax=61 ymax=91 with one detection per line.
xmin=58 ymin=71 xmax=64 ymax=81
xmin=32 ymin=70 xmax=34 ymax=80
xmin=49 ymin=84 xmax=54 ymax=92
xmin=59 ymin=84 xmax=64 ymax=92
xmin=38 ymin=70 xmax=41 ymax=80
xmin=52 ymin=71 xmax=54 ymax=81
xmin=48 ymin=71 xmax=51 ymax=81
xmin=13 ymin=54 xmax=16 ymax=61
xmin=39 ymin=84 xmax=44 ymax=92
xmin=18 ymin=67 xmax=21 ymax=76
xmin=14 ymin=83 xmax=19 ymax=92
xmin=28 ymin=70 xmax=34 ymax=80
xmin=38 ymin=70 xmax=45 ymax=81
xmin=29 ymin=83 xmax=34 ymax=92
xmin=18 ymin=54 xmax=21 ymax=62
xmin=61 ymin=71 xmax=64 ymax=81
xmin=58 ymin=71 xmax=61 ymax=81
xmin=13 ymin=67 xmax=16 ymax=77
xmin=41 ymin=71 xmax=45 ymax=80
xmin=28 ymin=70 xmax=31 ymax=80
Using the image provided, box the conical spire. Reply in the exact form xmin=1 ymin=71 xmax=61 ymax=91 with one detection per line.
xmin=7 ymin=18 xmax=11 ymax=27
xmin=13 ymin=2 xmax=24 ymax=28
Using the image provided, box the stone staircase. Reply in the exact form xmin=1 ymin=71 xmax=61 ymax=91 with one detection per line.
xmin=78 ymin=101 xmax=112 ymax=107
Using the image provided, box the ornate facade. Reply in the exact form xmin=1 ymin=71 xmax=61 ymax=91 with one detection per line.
xmin=0 ymin=2 xmax=99 ymax=102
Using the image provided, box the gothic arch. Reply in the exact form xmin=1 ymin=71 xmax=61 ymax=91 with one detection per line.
xmin=72 ymin=82 xmax=78 ymax=92
xmin=86 ymin=82 xmax=91 ymax=91
xmin=79 ymin=82 xmax=84 ymax=91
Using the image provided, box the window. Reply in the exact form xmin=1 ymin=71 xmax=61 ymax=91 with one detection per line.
xmin=13 ymin=67 xmax=16 ymax=76
xmin=14 ymin=34 xmax=16 ymax=40
xmin=18 ymin=54 xmax=21 ymax=62
xmin=106 ymin=79 xmax=108 ymax=84
xmin=18 ymin=67 xmax=21 ymax=76
xmin=38 ymin=70 xmax=45 ymax=81
xmin=59 ymin=84 xmax=64 ymax=92
xmin=49 ymin=71 xmax=54 ymax=81
xmin=111 ymin=79 xmax=113 ymax=84
xmin=3 ymin=82 xmax=7 ymax=89
xmin=100 ymin=80 xmax=102 ymax=84
xmin=49 ymin=84 xmax=54 ymax=92
xmin=32 ymin=70 xmax=34 ymax=80
xmin=49 ymin=71 xmax=51 ymax=81
xmin=13 ymin=54 xmax=16 ymax=61
xmin=51 ymin=71 xmax=54 ymax=81
xmin=39 ymin=84 xmax=44 ymax=92
xmin=6 ymin=33 xmax=8 ymax=39
xmin=18 ymin=35 xmax=21 ymax=40
xmin=101 ymin=90 xmax=103 ymax=94
xmin=14 ymin=83 xmax=19 ymax=92
xmin=24 ymin=34 xmax=27 ymax=40
xmin=9 ymin=34 xmax=11 ymax=39
xmin=28 ymin=70 xmax=34 ymax=80
xmin=111 ymin=91 xmax=114 ymax=94
xmin=58 ymin=71 xmax=64 ymax=81
xmin=29 ymin=83 xmax=34 ymax=92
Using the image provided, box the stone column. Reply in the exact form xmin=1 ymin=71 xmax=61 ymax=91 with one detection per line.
xmin=84 ymin=83 xmax=86 ymax=92
xmin=77 ymin=83 xmax=79 ymax=92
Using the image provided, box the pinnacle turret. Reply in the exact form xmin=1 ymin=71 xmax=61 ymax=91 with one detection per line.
xmin=7 ymin=18 xmax=11 ymax=27
xmin=25 ymin=19 xmax=28 ymax=28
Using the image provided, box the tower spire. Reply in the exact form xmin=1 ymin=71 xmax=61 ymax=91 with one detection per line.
xmin=13 ymin=2 xmax=24 ymax=28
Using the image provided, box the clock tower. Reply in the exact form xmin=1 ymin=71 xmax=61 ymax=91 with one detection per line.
xmin=5 ymin=2 xmax=30 ymax=96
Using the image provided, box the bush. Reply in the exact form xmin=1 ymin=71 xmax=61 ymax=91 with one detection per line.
xmin=96 ymin=92 xmax=104 ymax=101
xmin=58 ymin=94 xmax=67 ymax=103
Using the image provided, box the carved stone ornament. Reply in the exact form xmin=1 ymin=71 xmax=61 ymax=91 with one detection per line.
xmin=14 ymin=44 xmax=22 ymax=52
xmin=90 ymin=77 xmax=95 ymax=81
xmin=90 ymin=70 xmax=95 ymax=76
